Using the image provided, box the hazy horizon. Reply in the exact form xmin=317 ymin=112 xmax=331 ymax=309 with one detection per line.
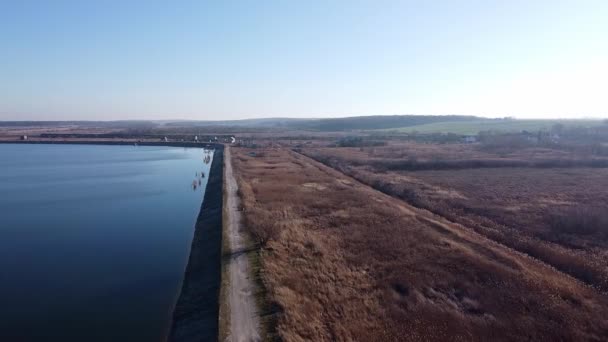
xmin=0 ymin=114 xmax=607 ymax=123
xmin=2 ymin=1 xmax=607 ymax=121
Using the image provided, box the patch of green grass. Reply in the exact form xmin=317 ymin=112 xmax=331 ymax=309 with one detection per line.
xmin=379 ymin=119 xmax=604 ymax=135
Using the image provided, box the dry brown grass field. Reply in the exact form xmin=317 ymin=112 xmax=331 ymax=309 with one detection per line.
xmin=303 ymin=143 xmax=608 ymax=294
xmin=231 ymin=147 xmax=608 ymax=341
xmin=305 ymin=141 xmax=608 ymax=170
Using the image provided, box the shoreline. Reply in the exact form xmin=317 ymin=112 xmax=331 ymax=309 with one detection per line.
xmin=169 ymin=145 xmax=225 ymax=341
xmin=0 ymin=139 xmax=222 ymax=149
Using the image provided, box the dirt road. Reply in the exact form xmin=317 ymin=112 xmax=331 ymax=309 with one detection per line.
xmin=224 ymin=146 xmax=261 ymax=342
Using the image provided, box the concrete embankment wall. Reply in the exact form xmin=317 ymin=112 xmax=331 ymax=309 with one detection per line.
xmin=169 ymin=145 xmax=224 ymax=342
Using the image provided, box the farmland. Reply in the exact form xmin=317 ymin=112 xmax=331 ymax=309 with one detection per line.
xmin=230 ymin=147 xmax=608 ymax=341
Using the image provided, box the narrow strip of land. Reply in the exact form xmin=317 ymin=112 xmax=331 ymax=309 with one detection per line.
xmin=224 ymin=146 xmax=261 ymax=342
xmin=170 ymin=147 xmax=224 ymax=342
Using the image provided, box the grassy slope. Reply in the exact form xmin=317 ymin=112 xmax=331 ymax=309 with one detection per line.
xmin=380 ymin=119 xmax=604 ymax=135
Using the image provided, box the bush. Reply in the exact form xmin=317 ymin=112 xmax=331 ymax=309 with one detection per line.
xmin=244 ymin=208 xmax=281 ymax=247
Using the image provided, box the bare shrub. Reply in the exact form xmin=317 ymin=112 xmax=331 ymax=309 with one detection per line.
xmin=243 ymin=207 xmax=281 ymax=247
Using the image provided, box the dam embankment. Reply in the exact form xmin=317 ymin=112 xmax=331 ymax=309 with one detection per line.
xmin=169 ymin=145 xmax=224 ymax=342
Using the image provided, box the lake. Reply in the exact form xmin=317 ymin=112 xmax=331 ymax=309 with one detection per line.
xmin=0 ymin=143 xmax=213 ymax=341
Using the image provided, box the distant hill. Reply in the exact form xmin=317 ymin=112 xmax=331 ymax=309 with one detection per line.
xmin=162 ymin=118 xmax=308 ymax=128
xmin=0 ymin=116 xmax=479 ymax=132
xmin=287 ymin=115 xmax=480 ymax=131
xmin=161 ymin=115 xmax=483 ymax=131
xmin=7 ymin=116 xmax=599 ymax=134
xmin=380 ymin=119 xmax=606 ymax=135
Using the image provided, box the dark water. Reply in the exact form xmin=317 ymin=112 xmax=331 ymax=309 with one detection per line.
xmin=0 ymin=144 xmax=213 ymax=341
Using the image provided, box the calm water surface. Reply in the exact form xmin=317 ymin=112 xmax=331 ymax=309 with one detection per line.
xmin=0 ymin=144 xmax=213 ymax=341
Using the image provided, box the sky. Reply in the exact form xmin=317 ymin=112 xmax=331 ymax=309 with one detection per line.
xmin=1 ymin=0 xmax=607 ymax=121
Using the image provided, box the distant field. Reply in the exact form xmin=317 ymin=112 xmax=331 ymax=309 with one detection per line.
xmin=381 ymin=119 xmax=604 ymax=135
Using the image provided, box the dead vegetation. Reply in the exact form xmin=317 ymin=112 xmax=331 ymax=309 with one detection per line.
xmin=302 ymin=143 xmax=608 ymax=293
xmin=231 ymin=147 xmax=608 ymax=341
xmin=305 ymin=141 xmax=608 ymax=172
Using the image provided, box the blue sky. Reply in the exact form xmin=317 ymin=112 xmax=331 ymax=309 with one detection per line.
xmin=1 ymin=0 xmax=607 ymax=120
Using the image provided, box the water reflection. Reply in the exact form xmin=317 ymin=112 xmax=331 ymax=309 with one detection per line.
xmin=190 ymin=153 xmax=211 ymax=190
xmin=0 ymin=144 xmax=214 ymax=341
